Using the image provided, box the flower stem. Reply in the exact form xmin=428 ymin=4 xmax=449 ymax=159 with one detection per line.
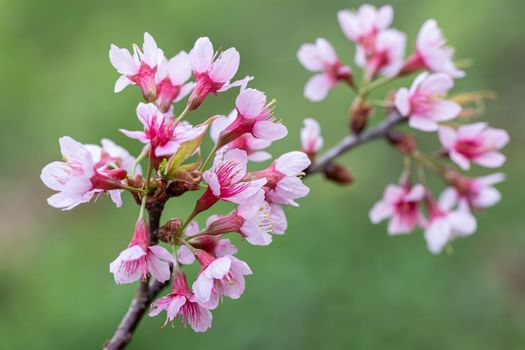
xmin=132 ymin=150 xmax=147 ymax=177
xmin=138 ymin=161 xmax=154 ymax=219
xmin=176 ymin=105 xmax=191 ymax=124
xmin=200 ymin=143 xmax=219 ymax=172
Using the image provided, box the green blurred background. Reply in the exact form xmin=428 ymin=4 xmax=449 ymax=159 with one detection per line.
xmin=1 ymin=0 xmax=524 ymax=349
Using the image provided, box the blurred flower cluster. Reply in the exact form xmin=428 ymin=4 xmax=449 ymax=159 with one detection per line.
xmin=41 ymin=33 xmax=310 ymax=332
xmin=298 ymin=4 xmax=509 ymax=254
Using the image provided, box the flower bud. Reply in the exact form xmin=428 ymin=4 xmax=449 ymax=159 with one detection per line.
xmin=323 ymin=162 xmax=354 ymax=185
xmin=159 ymin=218 xmax=183 ymax=243
xmin=350 ymin=98 xmax=373 ymax=134
xmin=387 ymin=132 xmax=417 ymax=154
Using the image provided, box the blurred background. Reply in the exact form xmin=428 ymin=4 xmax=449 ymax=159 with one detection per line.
xmin=1 ymin=0 xmax=524 ymax=349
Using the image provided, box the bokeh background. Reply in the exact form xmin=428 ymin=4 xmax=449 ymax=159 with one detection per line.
xmin=1 ymin=0 xmax=524 ymax=349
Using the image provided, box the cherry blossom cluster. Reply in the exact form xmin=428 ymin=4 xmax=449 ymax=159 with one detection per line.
xmin=298 ymin=4 xmax=509 ymax=254
xmin=41 ymin=33 xmax=310 ymax=332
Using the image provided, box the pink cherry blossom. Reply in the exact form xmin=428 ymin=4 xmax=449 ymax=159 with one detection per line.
xmin=439 ymin=123 xmax=509 ymax=170
xmin=177 ymin=220 xmax=238 ymax=265
xmin=338 ymin=4 xmax=393 ymax=54
xmin=402 ymin=19 xmax=464 ymax=78
xmin=369 ymin=182 xmax=426 ymax=235
xmin=443 ymin=172 xmax=505 ymax=210
xmin=355 ymin=29 xmax=406 ymax=78
xmin=192 ymin=250 xmax=252 ymax=310
xmin=149 ymin=270 xmax=212 ymax=332
xmin=120 ymin=102 xmax=207 ymax=161
xmin=395 ymin=72 xmax=461 ymax=131
xmin=301 ymin=118 xmax=323 ymax=157
xmin=195 ymin=149 xmax=267 ymax=213
xmin=109 ymin=218 xmax=175 ymax=284
xmin=84 ymin=138 xmax=142 ymax=207
xmin=186 ymin=37 xmax=252 ymax=111
xmin=154 ymin=51 xmax=195 ymax=112
xmin=109 ymin=32 xmax=164 ymax=101
xmin=250 ymin=151 xmax=311 ymax=207
xmin=210 ymin=110 xmax=272 ymax=162
xmin=41 ymin=136 xmax=130 ymax=210
xmin=297 ymin=38 xmax=353 ymax=101
xmin=215 ymin=88 xmax=288 ymax=148
xmin=423 ymin=194 xmax=476 ymax=254
xmin=203 ymin=191 xmax=273 ymax=246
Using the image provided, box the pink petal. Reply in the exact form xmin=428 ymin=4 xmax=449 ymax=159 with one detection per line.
xmin=409 ymin=116 xmax=439 ymax=132
xmin=192 ymin=272 xmax=213 ymax=302
xmin=205 ymin=257 xmax=231 ymax=279
xmin=478 ymin=173 xmax=505 ymax=186
xmin=394 ymin=87 xmax=411 ymax=116
xmin=247 ymin=151 xmax=271 ymax=162
xmin=166 ymin=295 xmax=186 ymax=321
xmin=241 ymin=221 xmax=272 ymax=246
xmin=148 ymin=254 xmax=171 ymax=283
xmin=167 ymin=51 xmax=191 ymax=85
xmin=369 ymin=200 xmax=393 ymax=224
xmin=236 ymin=88 xmax=266 ymax=118
xmin=450 ymin=150 xmax=471 ymax=170
xmin=109 ymin=45 xmax=138 ymax=75
xmin=315 ymin=38 xmax=338 ymax=65
xmin=483 ymin=128 xmax=510 ymax=148
xmin=406 ymin=184 xmax=425 ymax=201
xmin=109 ymin=190 xmax=123 ymax=208
xmin=149 ymin=245 xmax=176 ymax=264
xmin=274 ymin=151 xmax=311 ymax=176
xmin=226 ymin=178 xmax=267 ymax=204
xmin=429 ymin=100 xmax=461 ymax=122
xmin=189 ymin=305 xmax=213 ymax=332
xmin=41 ymin=161 xmax=69 ymax=191
xmin=252 ymin=120 xmax=288 ymax=142
xmin=419 ymin=73 xmax=454 ymax=95
xmin=474 ymin=152 xmax=506 ymax=168
xmin=114 ymin=75 xmax=132 ymax=93
xmin=210 ymin=47 xmax=240 ymax=83
xmin=424 ymin=218 xmax=451 ymax=254
xmin=438 ymin=126 xmax=457 ymax=149
xmin=177 ymin=246 xmax=196 ymax=265
xmin=190 ymin=37 xmax=213 ymax=73
xmin=337 ymin=10 xmax=360 ymax=41
xmin=297 ymin=43 xmax=323 ymax=71
xmin=269 ymin=204 xmax=287 ymax=234
xmin=154 ymin=141 xmax=180 ymax=157
xmin=202 ymin=171 xmax=221 ymax=196
xmin=473 ymin=187 xmax=501 ymax=208
xmin=304 ymin=73 xmax=332 ymax=102
xmin=449 ymin=211 xmax=477 ymax=236
xmin=47 ymin=192 xmax=85 ymax=210
xmin=142 ymin=32 xmax=160 ymax=68
xmin=119 ymin=129 xmax=148 ymax=143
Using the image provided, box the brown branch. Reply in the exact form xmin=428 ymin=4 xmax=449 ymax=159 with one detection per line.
xmin=103 ymin=200 xmax=168 ymax=350
xmin=102 ymin=111 xmax=404 ymax=350
xmin=306 ymin=111 xmax=405 ymax=176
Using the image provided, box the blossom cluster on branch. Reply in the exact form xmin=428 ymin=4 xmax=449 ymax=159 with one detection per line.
xmin=297 ymin=4 xmax=509 ymax=254
xmin=41 ymin=33 xmax=310 ymax=332
xmin=39 ymin=4 xmax=510 ymax=348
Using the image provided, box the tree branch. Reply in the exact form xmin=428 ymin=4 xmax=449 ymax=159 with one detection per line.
xmin=103 ymin=200 xmax=168 ymax=350
xmin=102 ymin=111 xmax=404 ymax=350
xmin=306 ymin=111 xmax=405 ymax=175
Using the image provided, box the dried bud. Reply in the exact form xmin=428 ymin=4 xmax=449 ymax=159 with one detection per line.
xmin=387 ymin=132 xmax=417 ymax=154
xmin=323 ymin=162 xmax=354 ymax=185
xmin=350 ymin=98 xmax=373 ymax=134
xmin=159 ymin=218 xmax=183 ymax=243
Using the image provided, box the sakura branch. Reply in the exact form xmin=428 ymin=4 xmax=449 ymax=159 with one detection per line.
xmin=41 ymin=33 xmax=310 ymax=349
xmin=39 ymin=4 xmax=510 ymax=349
xmin=297 ymin=3 xmax=509 ymax=254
